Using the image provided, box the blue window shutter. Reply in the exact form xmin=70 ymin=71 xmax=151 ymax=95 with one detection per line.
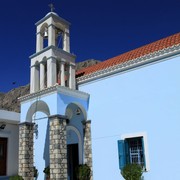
xmin=124 ymin=139 xmax=130 ymax=164
xmin=141 ymin=137 xmax=146 ymax=170
xmin=117 ymin=140 xmax=126 ymax=170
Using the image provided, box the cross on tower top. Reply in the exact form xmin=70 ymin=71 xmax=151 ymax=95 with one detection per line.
xmin=49 ymin=3 xmax=55 ymax=12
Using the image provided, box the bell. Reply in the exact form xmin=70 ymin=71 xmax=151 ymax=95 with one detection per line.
xmin=44 ymin=30 xmax=48 ymax=38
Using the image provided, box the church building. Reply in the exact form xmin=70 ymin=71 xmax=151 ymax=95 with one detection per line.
xmin=0 ymin=8 xmax=180 ymax=180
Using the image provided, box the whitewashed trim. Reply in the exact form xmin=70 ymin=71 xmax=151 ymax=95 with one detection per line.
xmin=77 ymin=44 xmax=180 ymax=84
xmin=121 ymin=132 xmax=150 ymax=172
xmin=19 ymin=84 xmax=89 ymax=102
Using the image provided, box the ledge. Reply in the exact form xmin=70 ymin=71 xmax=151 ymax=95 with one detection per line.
xmin=18 ymin=85 xmax=90 ymax=102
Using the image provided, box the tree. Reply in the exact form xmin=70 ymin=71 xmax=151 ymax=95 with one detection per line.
xmin=121 ymin=164 xmax=143 ymax=180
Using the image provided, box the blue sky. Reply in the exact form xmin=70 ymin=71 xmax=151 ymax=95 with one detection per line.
xmin=0 ymin=0 xmax=180 ymax=92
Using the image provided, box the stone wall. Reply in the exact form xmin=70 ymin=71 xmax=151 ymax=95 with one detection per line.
xmin=49 ymin=115 xmax=68 ymax=180
xmin=18 ymin=122 xmax=34 ymax=179
xmin=84 ymin=120 xmax=93 ymax=180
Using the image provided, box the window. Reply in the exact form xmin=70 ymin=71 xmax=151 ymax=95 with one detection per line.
xmin=117 ymin=132 xmax=149 ymax=171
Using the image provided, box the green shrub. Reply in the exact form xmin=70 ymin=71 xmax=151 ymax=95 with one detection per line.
xmin=34 ymin=166 xmax=38 ymax=177
xmin=76 ymin=164 xmax=91 ymax=180
xmin=43 ymin=165 xmax=50 ymax=178
xmin=9 ymin=175 xmax=24 ymax=180
xmin=121 ymin=164 xmax=143 ymax=180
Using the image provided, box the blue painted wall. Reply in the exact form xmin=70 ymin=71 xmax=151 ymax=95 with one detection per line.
xmin=20 ymin=89 xmax=89 ymax=123
xmin=34 ymin=112 xmax=49 ymax=179
xmin=79 ymin=55 xmax=180 ymax=180
xmin=20 ymin=88 xmax=89 ymax=179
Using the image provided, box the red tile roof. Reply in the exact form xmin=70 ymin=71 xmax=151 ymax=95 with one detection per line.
xmin=76 ymin=32 xmax=180 ymax=78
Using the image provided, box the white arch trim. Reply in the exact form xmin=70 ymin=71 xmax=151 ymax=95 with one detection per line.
xmin=66 ymin=102 xmax=87 ymax=120
xmin=26 ymin=100 xmax=50 ymax=122
xmin=66 ymin=125 xmax=83 ymax=164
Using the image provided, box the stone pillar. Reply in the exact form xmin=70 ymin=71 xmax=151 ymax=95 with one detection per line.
xmin=49 ymin=115 xmax=68 ymax=180
xmin=19 ymin=122 xmax=34 ymax=180
xmin=84 ymin=120 xmax=93 ymax=180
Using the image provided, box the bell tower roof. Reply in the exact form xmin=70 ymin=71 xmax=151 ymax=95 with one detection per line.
xmin=45 ymin=11 xmax=59 ymax=17
xmin=35 ymin=11 xmax=71 ymax=27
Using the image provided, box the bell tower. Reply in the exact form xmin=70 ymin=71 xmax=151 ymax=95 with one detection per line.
xmin=30 ymin=8 xmax=76 ymax=93
xmin=19 ymin=6 xmax=93 ymax=180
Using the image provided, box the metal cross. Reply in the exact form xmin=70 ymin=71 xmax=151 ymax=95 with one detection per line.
xmin=49 ymin=3 xmax=55 ymax=12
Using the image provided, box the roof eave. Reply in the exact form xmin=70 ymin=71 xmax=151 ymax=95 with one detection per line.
xmin=77 ymin=44 xmax=180 ymax=85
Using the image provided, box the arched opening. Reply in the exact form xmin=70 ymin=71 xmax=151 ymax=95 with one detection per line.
xmin=55 ymin=28 xmax=63 ymax=48
xmin=65 ymin=103 xmax=87 ymax=180
xmin=40 ymin=23 xmax=49 ymax=49
xmin=26 ymin=100 xmax=50 ymax=122
xmin=26 ymin=100 xmax=50 ymax=179
xmin=57 ymin=60 xmax=61 ymax=85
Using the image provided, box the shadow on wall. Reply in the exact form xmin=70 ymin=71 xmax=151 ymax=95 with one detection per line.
xmin=43 ymin=119 xmax=50 ymax=179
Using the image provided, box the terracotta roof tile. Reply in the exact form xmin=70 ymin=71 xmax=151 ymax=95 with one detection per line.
xmin=76 ymin=32 xmax=180 ymax=78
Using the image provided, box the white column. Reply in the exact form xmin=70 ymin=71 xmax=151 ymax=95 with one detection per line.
xmin=30 ymin=64 xmax=40 ymax=93
xmin=30 ymin=65 xmax=36 ymax=93
xmin=36 ymin=32 xmax=43 ymax=52
xmin=34 ymin=65 xmax=40 ymax=92
xmin=48 ymin=25 xmax=56 ymax=46
xmin=60 ymin=61 xmax=65 ymax=87
xmin=47 ymin=58 xmax=57 ymax=87
xmin=40 ymin=63 xmax=45 ymax=90
xmin=58 ymin=62 xmax=61 ymax=84
xmin=63 ymin=29 xmax=70 ymax=53
xmin=69 ymin=63 xmax=76 ymax=89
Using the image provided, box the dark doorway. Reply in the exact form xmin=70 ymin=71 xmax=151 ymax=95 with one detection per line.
xmin=67 ymin=144 xmax=79 ymax=180
xmin=0 ymin=138 xmax=7 ymax=176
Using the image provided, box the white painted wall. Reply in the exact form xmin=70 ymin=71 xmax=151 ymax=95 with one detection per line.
xmin=79 ymin=55 xmax=180 ymax=180
xmin=0 ymin=110 xmax=19 ymax=177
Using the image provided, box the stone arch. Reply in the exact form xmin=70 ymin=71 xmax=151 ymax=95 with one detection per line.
xmin=26 ymin=100 xmax=50 ymax=122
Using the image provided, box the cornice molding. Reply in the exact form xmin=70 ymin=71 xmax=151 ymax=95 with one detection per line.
xmin=29 ymin=45 xmax=76 ymax=60
xmin=77 ymin=44 xmax=180 ymax=85
xmin=19 ymin=85 xmax=89 ymax=102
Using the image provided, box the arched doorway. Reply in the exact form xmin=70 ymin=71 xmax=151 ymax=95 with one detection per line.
xmin=65 ymin=103 xmax=87 ymax=180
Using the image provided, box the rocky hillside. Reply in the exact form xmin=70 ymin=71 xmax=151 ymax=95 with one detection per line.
xmin=0 ymin=85 xmax=30 ymax=113
xmin=76 ymin=59 xmax=100 ymax=70
xmin=0 ymin=59 xmax=100 ymax=113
